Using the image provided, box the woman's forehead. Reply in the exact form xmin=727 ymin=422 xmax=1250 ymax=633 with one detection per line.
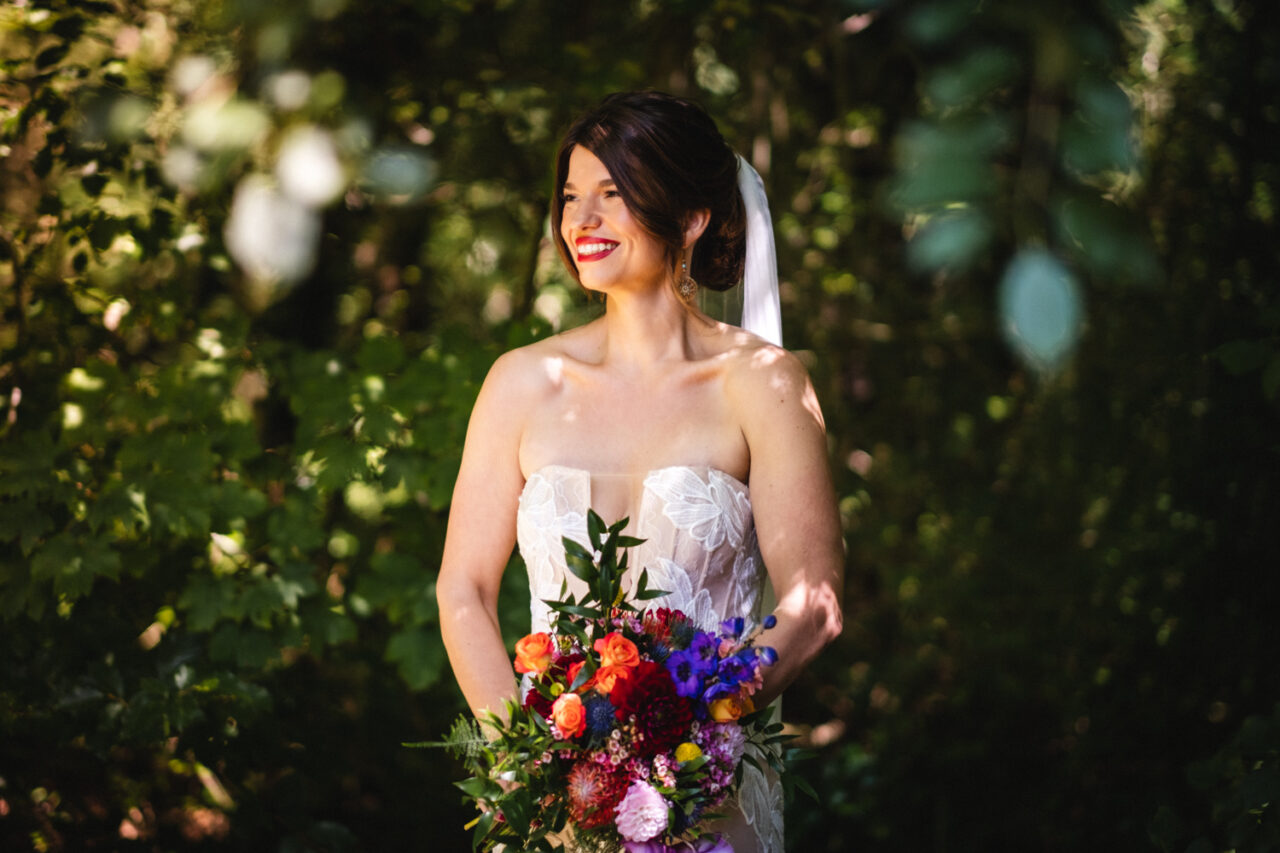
xmin=564 ymin=145 xmax=615 ymax=187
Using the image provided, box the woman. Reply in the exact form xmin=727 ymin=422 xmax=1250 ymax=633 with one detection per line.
xmin=437 ymin=91 xmax=844 ymax=853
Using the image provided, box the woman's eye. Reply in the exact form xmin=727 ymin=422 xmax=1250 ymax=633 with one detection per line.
xmin=604 ymin=189 xmax=621 ymax=198
xmin=562 ymin=193 xmax=578 ymax=204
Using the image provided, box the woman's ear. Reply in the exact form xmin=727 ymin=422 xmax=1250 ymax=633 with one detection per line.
xmin=683 ymin=208 xmax=711 ymax=248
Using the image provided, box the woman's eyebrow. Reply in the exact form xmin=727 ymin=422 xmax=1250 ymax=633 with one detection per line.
xmin=562 ymin=179 xmax=617 ymax=190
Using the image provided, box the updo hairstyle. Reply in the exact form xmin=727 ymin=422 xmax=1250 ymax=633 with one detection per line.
xmin=550 ymin=91 xmax=746 ymax=293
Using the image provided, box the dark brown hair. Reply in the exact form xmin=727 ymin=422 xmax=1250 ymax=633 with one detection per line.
xmin=550 ymin=91 xmax=746 ymax=292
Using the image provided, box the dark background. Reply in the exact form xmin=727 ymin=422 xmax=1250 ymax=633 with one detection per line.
xmin=1 ymin=0 xmax=1277 ymax=850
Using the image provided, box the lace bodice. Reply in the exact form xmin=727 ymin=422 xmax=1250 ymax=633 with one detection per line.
xmin=516 ymin=464 xmax=783 ymax=853
xmin=517 ymin=465 xmax=767 ymax=636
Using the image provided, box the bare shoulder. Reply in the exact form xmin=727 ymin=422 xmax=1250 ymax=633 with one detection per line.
xmin=479 ymin=327 xmax=588 ymax=405
xmin=719 ymin=331 xmax=822 ymax=427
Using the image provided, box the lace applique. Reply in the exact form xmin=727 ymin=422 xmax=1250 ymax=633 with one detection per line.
xmin=642 ymin=557 xmax=720 ymax=631
xmin=736 ymin=750 xmax=785 ymax=853
xmin=644 ymin=467 xmax=751 ymax=550
xmin=517 ymin=468 xmax=588 ymax=634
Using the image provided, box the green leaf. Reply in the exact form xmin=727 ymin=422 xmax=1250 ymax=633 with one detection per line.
xmin=1215 ymin=340 xmax=1272 ymax=375
xmin=907 ymin=208 xmax=992 ymax=272
xmin=564 ymin=551 xmax=595 ymax=584
xmin=356 ymin=335 xmax=405 ymax=374
xmin=562 ymin=538 xmax=594 ymax=561
xmin=0 ymin=502 xmax=53 ymax=554
xmin=456 ymin=776 xmax=502 ymax=800
xmin=36 ymin=44 xmax=70 ymax=69
xmin=587 ymin=507 xmax=605 ymax=545
xmin=386 ymin=626 xmax=445 ymax=690
xmin=545 ymin=601 xmax=603 ymax=619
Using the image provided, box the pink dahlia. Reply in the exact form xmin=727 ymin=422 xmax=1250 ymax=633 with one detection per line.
xmin=614 ymin=780 xmax=669 ymax=842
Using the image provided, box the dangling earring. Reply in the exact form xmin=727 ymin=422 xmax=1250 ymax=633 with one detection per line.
xmin=678 ymin=252 xmax=697 ymax=301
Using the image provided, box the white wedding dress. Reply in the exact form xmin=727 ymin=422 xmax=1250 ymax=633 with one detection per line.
xmin=516 ymin=464 xmax=784 ymax=853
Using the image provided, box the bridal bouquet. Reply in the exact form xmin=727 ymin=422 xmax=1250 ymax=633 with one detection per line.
xmin=434 ymin=511 xmax=786 ymax=853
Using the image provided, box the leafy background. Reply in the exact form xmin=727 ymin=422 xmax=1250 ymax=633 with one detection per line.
xmin=1 ymin=0 xmax=1277 ymax=850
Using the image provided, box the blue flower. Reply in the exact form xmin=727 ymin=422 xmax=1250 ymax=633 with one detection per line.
xmin=757 ymin=645 xmax=778 ymax=667
xmin=583 ymin=694 xmax=617 ymax=740
xmin=702 ymin=681 xmax=738 ymax=702
xmin=714 ymin=651 xmax=756 ymax=687
xmin=690 ymin=631 xmax=719 ymax=664
xmin=762 ymin=614 xmax=777 ymax=630
xmin=648 ymin=640 xmax=672 ymax=664
xmin=719 ymin=617 xmax=745 ymax=639
xmin=666 ymin=649 xmax=714 ymax=698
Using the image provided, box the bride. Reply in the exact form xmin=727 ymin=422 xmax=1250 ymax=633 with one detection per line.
xmin=437 ymin=91 xmax=844 ymax=853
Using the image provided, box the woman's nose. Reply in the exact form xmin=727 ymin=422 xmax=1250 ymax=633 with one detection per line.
xmin=568 ymin=197 xmax=600 ymax=229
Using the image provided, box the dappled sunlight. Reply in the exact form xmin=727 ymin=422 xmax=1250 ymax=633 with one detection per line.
xmin=2 ymin=0 xmax=1275 ymax=850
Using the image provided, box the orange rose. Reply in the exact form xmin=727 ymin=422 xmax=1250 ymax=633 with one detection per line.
xmin=593 ymin=664 xmax=633 ymax=696
xmin=567 ymin=660 xmax=595 ymax=692
xmin=551 ymin=692 xmax=586 ymax=738
xmin=514 ymin=632 xmax=554 ymax=674
xmin=708 ymin=693 xmax=753 ymax=722
xmin=593 ymin=632 xmax=640 ymax=669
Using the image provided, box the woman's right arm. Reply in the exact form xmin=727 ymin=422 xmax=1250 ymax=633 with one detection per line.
xmin=437 ymin=350 xmax=538 ymax=721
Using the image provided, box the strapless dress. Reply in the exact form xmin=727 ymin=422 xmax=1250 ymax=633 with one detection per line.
xmin=516 ymin=464 xmax=784 ymax=853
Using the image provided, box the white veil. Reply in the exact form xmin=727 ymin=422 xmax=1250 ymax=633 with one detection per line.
xmin=735 ymin=155 xmax=783 ymax=347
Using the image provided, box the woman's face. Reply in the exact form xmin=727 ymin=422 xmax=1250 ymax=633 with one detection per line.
xmin=560 ymin=146 xmax=669 ymax=295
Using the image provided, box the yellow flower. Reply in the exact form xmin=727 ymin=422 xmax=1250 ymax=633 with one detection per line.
xmin=675 ymin=742 xmax=702 ymax=764
xmin=708 ymin=695 xmax=747 ymax=722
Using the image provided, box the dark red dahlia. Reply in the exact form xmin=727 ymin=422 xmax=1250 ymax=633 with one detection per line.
xmin=522 ymin=686 xmax=553 ymax=720
xmin=565 ymin=759 xmax=628 ymax=829
xmin=611 ymin=660 xmax=694 ymax=754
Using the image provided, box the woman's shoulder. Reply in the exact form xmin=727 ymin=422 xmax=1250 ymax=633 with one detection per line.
xmin=710 ymin=324 xmax=807 ymax=384
xmin=481 ymin=324 xmax=598 ymax=397
xmin=712 ymin=325 xmax=818 ymax=420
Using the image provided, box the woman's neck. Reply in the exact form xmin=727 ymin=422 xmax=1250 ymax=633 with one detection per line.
xmin=597 ymin=285 xmax=703 ymax=372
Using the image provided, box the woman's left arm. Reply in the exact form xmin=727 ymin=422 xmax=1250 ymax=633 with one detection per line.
xmin=729 ymin=345 xmax=845 ymax=708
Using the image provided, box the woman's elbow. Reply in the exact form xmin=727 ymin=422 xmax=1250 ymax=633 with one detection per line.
xmin=814 ymin=584 xmax=844 ymax=648
xmin=436 ymin=566 xmax=487 ymax=617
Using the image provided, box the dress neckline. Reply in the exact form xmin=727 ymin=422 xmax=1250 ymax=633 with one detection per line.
xmin=522 ymin=463 xmax=749 ymax=494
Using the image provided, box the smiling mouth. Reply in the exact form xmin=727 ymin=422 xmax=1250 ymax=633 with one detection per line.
xmin=576 ymin=241 xmax=619 ymax=262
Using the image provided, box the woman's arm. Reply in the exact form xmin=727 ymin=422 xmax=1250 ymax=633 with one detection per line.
xmin=437 ymin=350 xmax=537 ymax=721
xmin=729 ymin=345 xmax=845 ymax=708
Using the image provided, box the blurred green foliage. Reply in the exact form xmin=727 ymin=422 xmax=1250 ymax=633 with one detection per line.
xmin=1 ymin=0 xmax=1277 ymax=851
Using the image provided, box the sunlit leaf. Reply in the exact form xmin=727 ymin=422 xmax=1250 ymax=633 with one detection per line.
xmin=997 ymin=249 xmax=1084 ymax=373
xmin=907 ymin=207 xmax=992 ymax=271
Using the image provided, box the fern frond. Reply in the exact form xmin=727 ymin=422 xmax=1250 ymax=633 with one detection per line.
xmin=402 ymin=715 xmax=489 ymax=762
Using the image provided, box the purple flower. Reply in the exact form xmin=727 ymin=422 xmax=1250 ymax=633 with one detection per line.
xmin=714 ymin=651 xmax=756 ymax=687
xmin=702 ymin=680 xmax=738 ymax=702
xmin=665 ymin=649 xmax=712 ymax=698
xmin=690 ymin=631 xmax=719 ymax=664
xmin=757 ymin=645 xmax=778 ymax=666
xmin=762 ymin=614 xmax=777 ymax=630
xmin=719 ymin=617 xmax=745 ymax=639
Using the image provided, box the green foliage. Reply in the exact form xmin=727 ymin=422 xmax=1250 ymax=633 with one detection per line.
xmin=1 ymin=0 xmax=1276 ymax=850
